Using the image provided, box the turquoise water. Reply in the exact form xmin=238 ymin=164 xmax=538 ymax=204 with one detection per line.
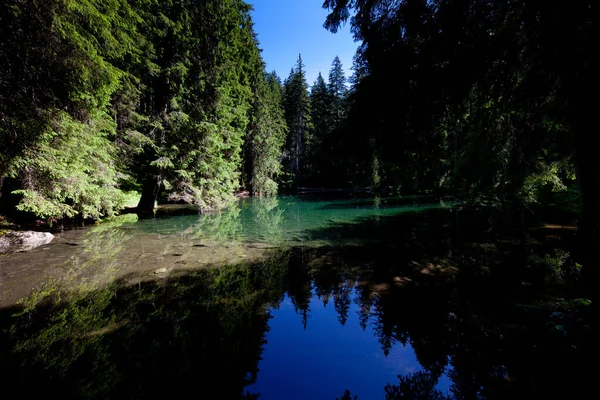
xmin=144 ymin=195 xmax=455 ymax=245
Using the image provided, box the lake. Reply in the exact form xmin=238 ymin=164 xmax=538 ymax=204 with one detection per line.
xmin=0 ymin=195 xmax=591 ymax=399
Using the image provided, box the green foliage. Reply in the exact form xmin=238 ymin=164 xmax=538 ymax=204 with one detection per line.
xmin=322 ymin=0 xmax=591 ymax=208
xmin=328 ymin=55 xmax=348 ymax=125
xmin=307 ymin=73 xmax=332 ymax=179
xmin=7 ymin=111 xmax=127 ymax=221
xmin=283 ymin=55 xmax=312 ymax=181
xmin=1 ymin=0 xmax=275 ymax=220
xmin=305 ymin=56 xmax=350 ymax=186
xmin=537 ymin=249 xmax=582 ymax=284
xmin=247 ymin=72 xmax=288 ymax=197
xmin=120 ymin=0 xmax=265 ymax=212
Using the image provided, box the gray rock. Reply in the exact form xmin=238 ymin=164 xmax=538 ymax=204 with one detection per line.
xmin=0 ymin=231 xmax=55 ymax=253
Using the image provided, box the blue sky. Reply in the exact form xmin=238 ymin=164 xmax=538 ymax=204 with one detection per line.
xmin=249 ymin=0 xmax=358 ymax=87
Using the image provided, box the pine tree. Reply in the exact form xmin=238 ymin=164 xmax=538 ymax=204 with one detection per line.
xmin=247 ymin=72 xmax=288 ymax=196
xmin=323 ymin=0 xmax=596 ymax=260
xmin=328 ymin=56 xmax=348 ymax=134
xmin=283 ymin=54 xmax=311 ymax=183
xmin=308 ymin=72 xmax=332 ymax=181
xmin=128 ymin=0 xmax=263 ymax=213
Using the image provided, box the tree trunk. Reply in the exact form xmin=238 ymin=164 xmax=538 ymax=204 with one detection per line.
xmin=0 ymin=176 xmax=4 ymax=201
xmin=136 ymin=174 xmax=162 ymax=216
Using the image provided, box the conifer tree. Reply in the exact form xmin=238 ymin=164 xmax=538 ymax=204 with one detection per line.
xmin=283 ymin=54 xmax=311 ymax=182
xmin=308 ymin=72 xmax=332 ymax=181
xmin=328 ymin=55 xmax=348 ymax=129
xmin=0 ymin=0 xmax=269 ymax=220
xmin=246 ymin=72 xmax=288 ymax=196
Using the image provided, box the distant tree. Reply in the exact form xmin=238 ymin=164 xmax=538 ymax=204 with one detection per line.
xmin=305 ymin=56 xmax=350 ymax=187
xmin=308 ymin=72 xmax=332 ymax=179
xmin=328 ymin=55 xmax=348 ymax=128
xmin=283 ymin=54 xmax=311 ymax=182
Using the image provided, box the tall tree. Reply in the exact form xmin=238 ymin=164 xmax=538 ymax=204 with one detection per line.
xmin=307 ymin=72 xmax=331 ymax=181
xmin=246 ymin=71 xmax=288 ymax=196
xmin=326 ymin=56 xmax=349 ymax=184
xmin=306 ymin=56 xmax=350 ymax=187
xmin=0 ymin=0 xmax=270 ymax=221
xmin=123 ymin=0 xmax=263 ymax=213
xmin=328 ymin=55 xmax=348 ymax=129
xmin=283 ymin=54 xmax=311 ymax=182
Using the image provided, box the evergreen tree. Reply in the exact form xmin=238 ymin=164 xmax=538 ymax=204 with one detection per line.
xmin=246 ymin=72 xmax=288 ymax=196
xmin=349 ymin=52 xmax=369 ymax=91
xmin=283 ymin=54 xmax=311 ymax=183
xmin=0 ymin=0 xmax=269 ymax=220
xmin=308 ymin=72 xmax=332 ymax=180
xmin=328 ymin=55 xmax=348 ymax=128
xmin=129 ymin=0 xmax=263 ymax=213
xmin=326 ymin=56 xmax=349 ymax=184
xmin=0 ymin=0 xmax=143 ymax=221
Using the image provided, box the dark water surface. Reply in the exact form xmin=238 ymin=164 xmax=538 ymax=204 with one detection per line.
xmin=0 ymin=195 xmax=591 ymax=399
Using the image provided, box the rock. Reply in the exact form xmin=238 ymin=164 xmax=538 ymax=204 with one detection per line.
xmin=154 ymin=268 xmax=168 ymax=274
xmin=0 ymin=231 xmax=54 ymax=253
xmin=235 ymin=190 xmax=250 ymax=198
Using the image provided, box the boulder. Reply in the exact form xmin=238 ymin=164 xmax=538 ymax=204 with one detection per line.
xmin=0 ymin=231 xmax=55 ymax=253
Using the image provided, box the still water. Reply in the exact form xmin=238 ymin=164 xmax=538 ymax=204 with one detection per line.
xmin=0 ymin=195 xmax=590 ymax=399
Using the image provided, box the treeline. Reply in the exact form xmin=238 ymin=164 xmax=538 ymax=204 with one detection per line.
xmin=0 ymin=0 xmax=289 ymax=221
xmin=0 ymin=0 xmax=361 ymax=224
xmin=323 ymin=0 xmax=594 ymax=205
xmin=280 ymin=54 xmax=350 ymax=188
xmin=320 ymin=1 xmax=596 ymax=258
xmin=1 ymin=0 xmax=596 ymax=251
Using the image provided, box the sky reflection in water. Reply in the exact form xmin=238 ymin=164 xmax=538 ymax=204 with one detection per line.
xmin=247 ymin=286 xmax=452 ymax=399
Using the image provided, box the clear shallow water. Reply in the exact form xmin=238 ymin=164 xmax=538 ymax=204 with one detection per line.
xmin=142 ymin=195 xmax=455 ymax=245
xmin=0 ymin=195 xmax=590 ymax=399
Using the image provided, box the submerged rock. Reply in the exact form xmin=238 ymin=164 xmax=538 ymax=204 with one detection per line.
xmin=0 ymin=230 xmax=55 ymax=253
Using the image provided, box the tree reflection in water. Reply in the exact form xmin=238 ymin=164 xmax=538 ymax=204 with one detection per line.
xmin=0 ymin=205 xmax=592 ymax=399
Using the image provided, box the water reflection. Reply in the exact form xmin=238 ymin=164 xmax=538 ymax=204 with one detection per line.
xmin=144 ymin=195 xmax=454 ymax=246
xmin=0 ymin=197 xmax=592 ymax=399
xmin=0 ymin=220 xmax=288 ymax=398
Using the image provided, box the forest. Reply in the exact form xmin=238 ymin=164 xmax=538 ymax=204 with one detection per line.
xmin=1 ymin=0 xmax=595 ymax=275
xmin=0 ymin=0 xmax=594 ymax=229
xmin=0 ymin=1 xmax=595 ymax=398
